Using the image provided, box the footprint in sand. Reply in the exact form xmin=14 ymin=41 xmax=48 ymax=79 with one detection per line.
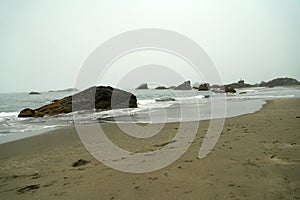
xmin=243 ymin=159 xmax=260 ymax=168
xmin=134 ymin=186 xmax=141 ymax=190
xmin=148 ymin=176 xmax=158 ymax=181
xmin=269 ymin=157 xmax=297 ymax=165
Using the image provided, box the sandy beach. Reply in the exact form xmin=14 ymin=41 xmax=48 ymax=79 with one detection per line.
xmin=0 ymin=98 xmax=299 ymax=200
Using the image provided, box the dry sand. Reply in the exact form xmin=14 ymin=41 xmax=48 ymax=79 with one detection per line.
xmin=0 ymin=98 xmax=299 ymax=200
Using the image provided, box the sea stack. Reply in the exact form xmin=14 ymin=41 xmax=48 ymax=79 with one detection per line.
xmin=173 ymin=81 xmax=192 ymax=90
xmin=198 ymin=83 xmax=210 ymax=91
xmin=136 ymin=83 xmax=148 ymax=90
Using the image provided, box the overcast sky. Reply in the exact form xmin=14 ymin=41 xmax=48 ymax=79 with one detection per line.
xmin=1 ymin=0 xmax=300 ymax=92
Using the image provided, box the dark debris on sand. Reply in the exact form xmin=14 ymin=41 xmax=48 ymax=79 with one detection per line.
xmin=17 ymin=184 xmax=40 ymax=194
xmin=72 ymin=159 xmax=90 ymax=167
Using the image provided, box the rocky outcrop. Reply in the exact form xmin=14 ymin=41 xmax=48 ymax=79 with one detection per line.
xmin=198 ymin=83 xmax=210 ymax=91
xmin=259 ymin=77 xmax=300 ymax=87
xmin=225 ymin=86 xmax=236 ymax=93
xmin=136 ymin=83 xmax=148 ymax=90
xmin=18 ymin=86 xmax=137 ymax=117
xmin=226 ymin=79 xmax=254 ymax=89
xmin=173 ymin=81 xmax=192 ymax=90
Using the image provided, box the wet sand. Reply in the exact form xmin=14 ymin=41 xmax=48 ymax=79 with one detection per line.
xmin=0 ymin=98 xmax=299 ymax=199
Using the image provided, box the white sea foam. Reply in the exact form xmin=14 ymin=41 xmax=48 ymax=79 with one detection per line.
xmin=0 ymin=112 xmax=18 ymax=117
xmin=138 ymin=99 xmax=156 ymax=105
xmin=175 ymin=95 xmax=205 ymax=101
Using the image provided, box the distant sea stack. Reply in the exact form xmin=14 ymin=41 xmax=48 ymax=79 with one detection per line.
xmin=173 ymin=81 xmax=192 ymax=90
xmin=224 ymin=77 xmax=300 ymax=89
xmin=136 ymin=83 xmax=148 ymax=90
xmin=225 ymin=79 xmax=255 ymax=89
xmin=198 ymin=83 xmax=210 ymax=91
xmin=259 ymin=77 xmax=300 ymax=87
xmin=18 ymin=86 xmax=137 ymax=118
xmin=29 ymin=91 xmax=41 ymax=95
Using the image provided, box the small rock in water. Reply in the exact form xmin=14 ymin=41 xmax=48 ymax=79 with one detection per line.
xmin=72 ymin=159 xmax=90 ymax=167
xmin=29 ymin=91 xmax=41 ymax=95
xmin=225 ymin=86 xmax=236 ymax=93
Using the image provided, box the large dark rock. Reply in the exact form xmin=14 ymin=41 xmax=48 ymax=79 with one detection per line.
xmin=136 ymin=83 xmax=148 ymax=90
xmin=18 ymin=86 xmax=137 ymax=118
xmin=173 ymin=81 xmax=192 ymax=90
xmin=198 ymin=83 xmax=210 ymax=91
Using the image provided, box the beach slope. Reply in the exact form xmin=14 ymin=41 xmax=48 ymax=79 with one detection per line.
xmin=0 ymin=98 xmax=299 ymax=199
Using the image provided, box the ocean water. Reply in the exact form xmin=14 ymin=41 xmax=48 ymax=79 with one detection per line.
xmin=0 ymin=86 xmax=299 ymax=144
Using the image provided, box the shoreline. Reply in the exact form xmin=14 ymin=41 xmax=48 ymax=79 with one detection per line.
xmin=2 ymin=84 xmax=300 ymax=144
xmin=0 ymin=98 xmax=299 ymax=199
xmin=0 ymin=127 xmax=62 ymax=145
xmin=0 ymin=97 xmax=268 ymax=145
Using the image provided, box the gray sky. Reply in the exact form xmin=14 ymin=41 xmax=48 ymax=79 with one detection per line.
xmin=1 ymin=0 xmax=300 ymax=93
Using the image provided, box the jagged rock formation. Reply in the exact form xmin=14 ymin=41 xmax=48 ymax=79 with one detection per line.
xmin=173 ymin=81 xmax=192 ymax=90
xmin=198 ymin=83 xmax=210 ymax=91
